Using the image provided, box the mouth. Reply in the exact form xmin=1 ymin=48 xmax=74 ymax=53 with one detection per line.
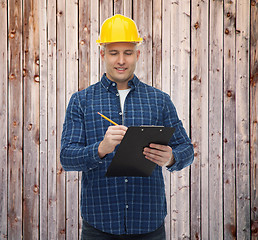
xmin=115 ymin=67 xmax=127 ymax=73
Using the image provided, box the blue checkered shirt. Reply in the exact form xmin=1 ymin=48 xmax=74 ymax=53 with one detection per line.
xmin=60 ymin=74 xmax=194 ymax=235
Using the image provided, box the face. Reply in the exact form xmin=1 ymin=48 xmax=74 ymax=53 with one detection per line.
xmin=101 ymin=42 xmax=140 ymax=89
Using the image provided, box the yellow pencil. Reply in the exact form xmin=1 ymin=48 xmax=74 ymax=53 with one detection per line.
xmin=97 ymin=112 xmax=118 ymax=126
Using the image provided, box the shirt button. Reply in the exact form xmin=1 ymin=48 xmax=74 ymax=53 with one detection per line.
xmin=112 ymin=83 xmax=116 ymax=86
xmin=126 ymin=205 xmax=129 ymax=209
xmin=125 ymin=179 xmax=128 ymax=183
xmin=116 ymin=93 xmax=119 ymax=96
xmin=119 ymin=112 xmax=122 ymax=115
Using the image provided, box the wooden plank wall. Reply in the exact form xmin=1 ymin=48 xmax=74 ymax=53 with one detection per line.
xmin=0 ymin=0 xmax=257 ymax=239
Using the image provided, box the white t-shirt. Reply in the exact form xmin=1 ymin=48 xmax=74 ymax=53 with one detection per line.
xmin=118 ymin=89 xmax=130 ymax=113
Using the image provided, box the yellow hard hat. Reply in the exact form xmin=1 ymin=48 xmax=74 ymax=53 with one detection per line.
xmin=96 ymin=14 xmax=143 ymax=45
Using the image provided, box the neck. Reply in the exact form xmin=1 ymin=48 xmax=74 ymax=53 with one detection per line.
xmin=117 ymin=82 xmax=130 ymax=90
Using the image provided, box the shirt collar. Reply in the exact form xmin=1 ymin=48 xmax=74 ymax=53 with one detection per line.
xmin=100 ymin=73 xmax=140 ymax=92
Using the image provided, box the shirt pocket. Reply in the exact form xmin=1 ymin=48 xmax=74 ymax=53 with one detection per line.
xmin=128 ymin=103 xmax=161 ymax=126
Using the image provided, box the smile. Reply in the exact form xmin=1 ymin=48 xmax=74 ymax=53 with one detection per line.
xmin=115 ymin=67 xmax=127 ymax=71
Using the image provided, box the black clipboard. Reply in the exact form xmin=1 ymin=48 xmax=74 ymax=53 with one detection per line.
xmin=105 ymin=126 xmax=175 ymax=177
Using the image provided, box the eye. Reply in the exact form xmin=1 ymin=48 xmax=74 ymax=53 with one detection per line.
xmin=109 ymin=51 xmax=118 ymax=56
xmin=125 ymin=51 xmax=133 ymax=55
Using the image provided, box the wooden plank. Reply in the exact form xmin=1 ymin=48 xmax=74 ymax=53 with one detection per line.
xmin=90 ymin=0 xmax=99 ymax=85
xmin=114 ymin=0 xmax=133 ymax=16
xmin=170 ymin=1 xmax=190 ymax=239
xmin=235 ymin=0 xmax=251 ymax=238
xmin=39 ymin=0 xmax=48 ymax=238
xmin=8 ymin=0 xmax=23 ymax=239
xmin=99 ymin=0 xmax=113 ymax=78
xmin=190 ymin=0 xmax=209 ymax=239
xmin=78 ymin=0 xmax=91 ymax=236
xmin=66 ymin=0 xmax=79 ymax=238
xmin=209 ymin=0 xmax=223 ymax=238
xmin=152 ymin=0 xmax=162 ymax=90
xmin=23 ymin=0 xmax=40 ymax=238
xmin=161 ymin=0 xmax=171 ymax=96
xmin=123 ymin=0 xmax=132 ymax=18
xmin=0 ymin=0 xmax=8 ymax=239
xmin=170 ymin=2 xmax=180 ymax=240
xmin=161 ymin=1 xmax=171 ymax=238
xmin=223 ymin=0 xmax=237 ymax=239
xmin=105 ymin=0 xmax=133 ymax=20
xmin=133 ymin=0 xmax=152 ymax=86
xmin=114 ymin=0 xmax=123 ymax=14
xmin=79 ymin=0 xmax=91 ymax=90
xmin=47 ymin=0 xmax=57 ymax=238
xmin=170 ymin=1 xmax=181 ymax=239
xmin=250 ymin=0 xmax=258 ymax=238
xmin=56 ymin=0 xmax=66 ymax=239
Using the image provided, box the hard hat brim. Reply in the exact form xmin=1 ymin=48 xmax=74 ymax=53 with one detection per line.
xmin=96 ymin=38 xmax=143 ymax=45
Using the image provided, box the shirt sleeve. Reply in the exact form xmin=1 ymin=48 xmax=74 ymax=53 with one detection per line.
xmin=60 ymin=92 xmax=104 ymax=172
xmin=162 ymin=94 xmax=194 ymax=172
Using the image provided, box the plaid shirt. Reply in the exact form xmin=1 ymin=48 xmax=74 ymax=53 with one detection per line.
xmin=60 ymin=74 xmax=194 ymax=235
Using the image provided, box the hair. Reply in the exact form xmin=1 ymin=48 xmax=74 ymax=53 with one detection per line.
xmin=100 ymin=44 xmax=106 ymax=52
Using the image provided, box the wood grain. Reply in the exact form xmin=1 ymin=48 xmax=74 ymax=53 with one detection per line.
xmin=209 ymin=0 xmax=223 ymax=238
xmin=66 ymin=0 xmax=79 ymax=238
xmin=23 ymin=0 xmax=40 ymax=238
xmin=190 ymin=0 xmax=209 ymax=239
xmin=236 ymin=0 xmax=250 ymax=239
xmin=0 ymin=0 xmax=8 ymax=239
xmin=223 ymin=0 xmax=237 ymax=239
xmin=56 ymin=0 xmax=66 ymax=238
xmin=0 ymin=1 xmax=255 ymax=238
xmin=250 ymin=0 xmax=258 ymax=239
xmin=8 ymin=0 xmax=23 ymax=238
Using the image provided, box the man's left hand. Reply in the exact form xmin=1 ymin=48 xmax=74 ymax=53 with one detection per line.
xmin=143 ymin=143 xmax=175 ymax=167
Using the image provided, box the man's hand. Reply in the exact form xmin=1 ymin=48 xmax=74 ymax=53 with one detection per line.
xmin=143 ymin=143 xmax=175 ymax=167
xmin=98 ymin=125 xmax=128 ymax=159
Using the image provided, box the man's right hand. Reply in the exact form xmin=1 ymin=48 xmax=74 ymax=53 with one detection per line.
xmin=98 ymin=125 xmax=128 ymax=159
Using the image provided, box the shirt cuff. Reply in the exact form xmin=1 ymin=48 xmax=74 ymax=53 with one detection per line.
xmin=87 ymin=141 xmax=105 ymax=169
xmin=166 ymin=150 xmax=180 ymax=172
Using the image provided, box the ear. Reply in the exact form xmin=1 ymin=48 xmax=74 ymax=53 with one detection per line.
xmin=136 ymin=50 xmax=140 ymax=61
xmin=100 ymin=49 xmax=105 ymax=60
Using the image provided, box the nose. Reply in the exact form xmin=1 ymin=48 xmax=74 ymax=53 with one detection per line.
xmin=118 ymin=53 xmax=125 ymax=65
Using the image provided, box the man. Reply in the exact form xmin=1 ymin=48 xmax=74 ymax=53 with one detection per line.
xmin=60 ymin=14 xmax=194 ymax=240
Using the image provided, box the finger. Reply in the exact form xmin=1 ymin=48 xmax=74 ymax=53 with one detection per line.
xmin=149 ymin=143 xmax=170 ymax=152
xmin=143 ymin=148 xmax=171 ymax=166
xmin=106 ymin=128 xmax=127 ymax=137
xmin=143 ymin=147 xmax=168 ymax=158
xmin=144 ymin=154 xmax=166 ymax=166
xmin=144 ymin=147 xmax=171 ymax=159
xmin=110 ymin=135 xmax=124 ymax=141
xmin=108 ymin=125 xmax=128 ymax=131
xmin=143 ymin=148 xmax=163 ymax=160
xmin=109 ymin=130 xmax=127 ymax=136
xmin=107 ymin=127 xmax=127 ymax=135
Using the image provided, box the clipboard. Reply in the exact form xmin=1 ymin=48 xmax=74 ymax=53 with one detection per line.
xmin=105 ymin=126 xmax=175 ymax=177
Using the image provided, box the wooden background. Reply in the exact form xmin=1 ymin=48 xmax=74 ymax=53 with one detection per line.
xmin=0 ymin=0 xmax=257 ymax=239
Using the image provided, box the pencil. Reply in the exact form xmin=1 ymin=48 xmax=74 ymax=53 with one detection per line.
xmin=97 ymin=112 xmax=118 ymax=126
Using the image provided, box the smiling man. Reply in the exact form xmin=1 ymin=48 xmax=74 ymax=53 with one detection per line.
xmin=101 ymin=42 xmax=140 ymax=90
xmin=60 ymin=14 xmax=194 ymax=240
